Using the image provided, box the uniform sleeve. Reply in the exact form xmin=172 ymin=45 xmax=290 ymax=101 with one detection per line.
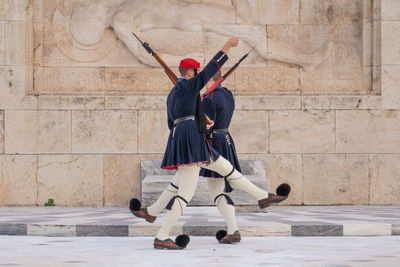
xmin=186 ymin=51 xmax=228 ymax=94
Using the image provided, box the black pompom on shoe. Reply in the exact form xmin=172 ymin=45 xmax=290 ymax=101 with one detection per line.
xmin=129 ymin=198 xmax=141 ymax=211
xmin=258 ymin=183 xmax=291 ymax=209
xmin=216 ymin=230 xmax=227 ymax=241
xmin=175 ymin=234 xmax=190 ymax=248
xmin=129 ymin=198 xmax=156 ymax=223
xmin=276 ymin=183 xmax=291 ymax=197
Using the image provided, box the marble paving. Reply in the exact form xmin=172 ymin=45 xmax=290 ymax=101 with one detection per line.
xmin=0 ymin=206 xmax=399 ymax=237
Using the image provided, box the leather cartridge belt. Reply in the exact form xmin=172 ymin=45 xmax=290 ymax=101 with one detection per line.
xmin=212 ymin=128 xmax=229 ymax=133
xmin=173 ymin=115 xmax=195 ymax=125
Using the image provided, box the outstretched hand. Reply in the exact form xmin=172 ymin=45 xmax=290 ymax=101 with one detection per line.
xmin=227 ymin=37 xmax=239 ymax=47
xmin=221 ymin=37 xmax=239 ymax=54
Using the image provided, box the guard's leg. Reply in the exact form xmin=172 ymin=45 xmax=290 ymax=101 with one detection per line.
xmin=147 ymin=173 xmax=179 ymax=216
xmin=156 ymin=164 xmax=200 ymax=241
xmin=203 ymin=156 xmax=268 ymax=200
xmin=130 ymin=173 xmax=179 ymax=222
xmin=204 ymin=156 xmax=290 ymax=208
xmin=207 ymin=178 xmax=238 ymax=235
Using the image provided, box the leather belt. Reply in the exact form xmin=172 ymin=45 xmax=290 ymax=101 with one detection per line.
xmin=173 ymin=115 xmax=195 ymax=125
xmin=213 ymin=128 xmax=229 ymax=133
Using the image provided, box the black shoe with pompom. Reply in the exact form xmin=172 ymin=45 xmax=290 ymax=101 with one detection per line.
xmin=258 ymin=183 xmax=291 ymax=209
xmin=129 ymin=198 xmax=157 ymax=223
xmin=216 ymin=230 xmax=241 ymax=244
xmin=153 ymin=234 xmax=190 ymax=250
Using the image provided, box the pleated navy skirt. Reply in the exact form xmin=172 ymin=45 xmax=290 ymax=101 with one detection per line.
xmin=200 ymin=132 xmax=241 ymax=178
xmin=161 ymin=120 xmax=220 ymax=170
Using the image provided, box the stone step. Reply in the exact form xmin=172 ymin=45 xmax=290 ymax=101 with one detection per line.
xmin=142 ymin=174 xmax=269 ymax=207
xmin=140 ymin=160 xmax=270 ymax=207
xmin=0 ymin=206 xmax=399 ymax=237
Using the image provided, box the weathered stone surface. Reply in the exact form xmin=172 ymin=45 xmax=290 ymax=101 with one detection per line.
xmin=0 ymin=21 xmax=5 ymax=65
xmin=0 ymin=66 xmax=37 ymax=110
xmin=34 ymin=67 xmax=107 ymax=95
xmin=0 ymin=155 xmax=37 ymax=206
xmin=239 ymin=153 xmax=302 ymax=205
xmin=0 ymin=0 xmax=25 ymax=20
xmin=28 ymin=224 xmax=76 ymax=237
xmin=37 ymin=155 xmax=103 ymax=207
xmin=393 ymin=224 xmax=400 ymax=235
xmin=235 ymin=67 xmax=300 ymax=95
xmin=183 ymin=224 xmax=226 ymax=236
xmin=301 ymin=68 xmax=371 ymax=95
xmin=241 ymin=223 xmax=291 ymax=237
xmin=292 ymin=225 xmax=343 ymax=236
xmin=140 ymin=29 xmax=205 ymax=67
xmin=0 ymin=111 xmax=3 ymax=153
xmin=265 ymin=154 xmax=302 ymax=205
xmin=300 ymin=0 xmax=363 ymax=24
xmin=0 ymin=224 xmax=27 ymax=235
xmin=5 ymin=110 xmax=71 ymax=154
xmin=5 ymin=21 xmax=25 ymax=65
xmin=105 ymin=96 xmax=167 ymax=110
xmin=39 ymin=96 xmax=105 ymax=110
xmin=237 ymin=0 xmax=299 ymax=25
xmin=235 ymin=96 xmax=301 ymax=110
xmin=381 ymin=65 xmax=400 ymax=109
xmin=382 ymin=0 xmax=400 ymax=20
xmin=138 ymin=110 xmax=170 ymax=153
xmin=104 ymin=68 xmax=172 ymax=95
xmin=76 ymin=225 xmax=128 ymax=237
xmin=129 ymin=222 xmax=183 ymax=237
xmin=343 ymin=223 xmax=392 ymax=236
xmin=230 ymin=110 xmax=269 ymax=153
xmin=268 ymin=23 xmax=370 ymax=94
xmin=303 ymin=154 xmax=369 ymax=205
xmin=336 ymin=110 xmax=400 ymax=153
xmin=381 ymin=21 xmax=400 ymax=65
xmin=369 ymin=155 xmax=400 ymax=205
xmin=103 ymin=154 xmax=163 ymax=206
xmin=72 ymin=110 xmax=137 ymax=153
xmin=302 ymin=96 xmax=371 ymax=110
xmin=270 ymin=110 xmax=335 ymax=153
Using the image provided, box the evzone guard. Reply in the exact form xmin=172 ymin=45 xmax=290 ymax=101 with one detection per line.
xmin=130 ymin=37 xmax=291 ymax=249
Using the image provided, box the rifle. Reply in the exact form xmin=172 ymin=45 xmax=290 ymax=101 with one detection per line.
xmin=132 ymin=32 xmax=178 ymax=85
xmin=132 ymin=32 xmax=213 ymax=125
xmin=201 ymin=47 xmax=254 ymax=100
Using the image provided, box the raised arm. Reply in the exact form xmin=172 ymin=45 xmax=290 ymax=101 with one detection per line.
xmin=187 ymin=37 xmax=239 ymax=93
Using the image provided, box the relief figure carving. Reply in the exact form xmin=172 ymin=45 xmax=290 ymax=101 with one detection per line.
xmin=53 ymin=0 xmax=331 ymax=71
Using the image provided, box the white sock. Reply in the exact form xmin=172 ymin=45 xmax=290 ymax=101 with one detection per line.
xmin=147 ymin=173 xmax=179 ymax=216
xmin=156 ymin=164 xmax=200 ymax=240
xmin=203 ymin=156 xmax=268 ymax=200
xmin=207 ymin=178 xmax=238 ymax=234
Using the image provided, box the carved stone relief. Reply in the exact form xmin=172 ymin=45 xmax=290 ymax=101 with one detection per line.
xmin=32 ymin=0 xmax=377 ymax=95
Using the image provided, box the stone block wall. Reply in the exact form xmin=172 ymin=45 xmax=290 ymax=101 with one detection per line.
xmin=0 ymin=0 xmax=399 ymax=207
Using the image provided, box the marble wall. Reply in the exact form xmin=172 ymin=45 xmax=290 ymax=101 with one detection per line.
xmin=1 ymin=0 xmax=399 ymax=207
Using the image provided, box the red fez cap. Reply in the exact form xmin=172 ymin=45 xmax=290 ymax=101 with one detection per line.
xmin=179 ymin=58 xmax=200 ymax=69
